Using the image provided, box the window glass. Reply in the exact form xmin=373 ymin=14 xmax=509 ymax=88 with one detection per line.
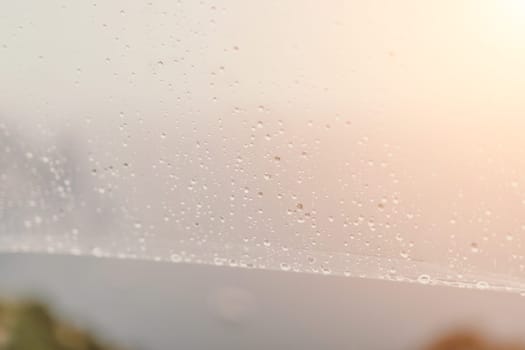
xmin=2 ymin=1 xmax=525 ymax=292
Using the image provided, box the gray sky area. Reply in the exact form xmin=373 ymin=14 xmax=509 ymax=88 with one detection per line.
xmin=2 ymin=253 xmax=525 ymax=350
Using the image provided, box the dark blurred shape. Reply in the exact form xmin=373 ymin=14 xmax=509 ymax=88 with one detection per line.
xmin=425 ymin=331 xmax=525 ymax=350
xmin=0 ymin=300 xmax=124 ymax=350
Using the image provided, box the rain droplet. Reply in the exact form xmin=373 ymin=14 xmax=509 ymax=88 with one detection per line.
xmin=170 ymin=254 xmax=182 ymax=262
xmin=280 ymin=263 xmax=291 ymax=271
xmin=476 ymin=281 xmax=489 ymax=290
xmin=417 ymin=274 xmax=431 ymax=285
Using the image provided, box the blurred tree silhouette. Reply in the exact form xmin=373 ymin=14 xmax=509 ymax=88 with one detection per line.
xmin=425 ymin=330 xmax=525 ymax=350
xmin=0 ymin=300 xmax=124 ymax=350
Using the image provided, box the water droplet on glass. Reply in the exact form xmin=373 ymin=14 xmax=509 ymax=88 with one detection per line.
xmin=171 ymin=254 xmax=182 ymax=263
xmin=280 ymin=263 xmax=291 ymax=271
xmin=417 ymin=274 xmax=431 ymax=285
xmin=476 ymin=281 xmax=489 ymax=290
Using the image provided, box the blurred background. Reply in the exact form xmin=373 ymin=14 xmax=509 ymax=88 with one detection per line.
xmin=4 ymin=0 xmax=525 ymax=348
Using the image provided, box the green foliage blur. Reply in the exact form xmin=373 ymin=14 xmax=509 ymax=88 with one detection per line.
xmin=0 ymin=301 xmax=124 ymax=350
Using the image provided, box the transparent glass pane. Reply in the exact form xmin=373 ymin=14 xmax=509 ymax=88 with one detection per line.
xmin=2 ymin=1 xmax=525 ymax=292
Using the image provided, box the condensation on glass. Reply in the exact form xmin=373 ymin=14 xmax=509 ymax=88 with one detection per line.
xmin=2 ymin=1 xmax=525 ymax=293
